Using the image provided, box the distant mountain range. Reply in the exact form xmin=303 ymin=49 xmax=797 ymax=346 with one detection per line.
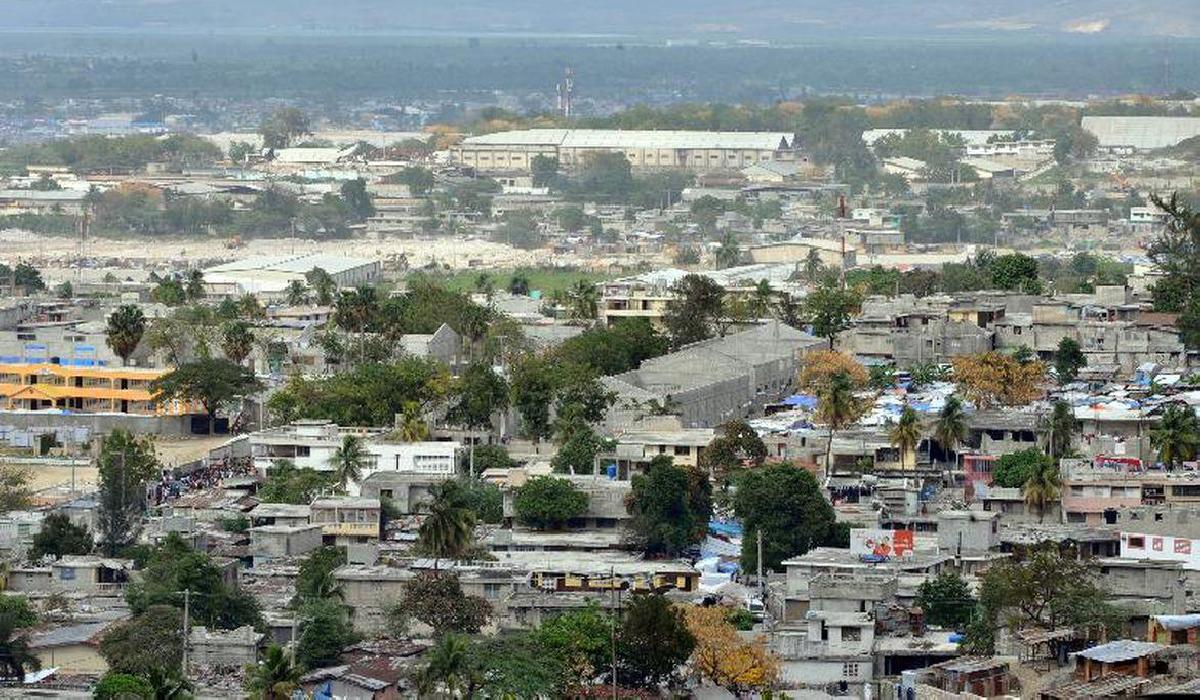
xmin=3 ymin=0 xmax=1198 ymax=39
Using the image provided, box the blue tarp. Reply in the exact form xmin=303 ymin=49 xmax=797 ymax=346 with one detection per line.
xmin=709 ymin=519 xmax=743 ymax=538
xmin=782 ymin=394 xmax=819 ymax=409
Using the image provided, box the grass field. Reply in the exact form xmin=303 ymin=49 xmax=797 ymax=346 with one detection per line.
xmin=431 ymin=267 xmax=613 ymax=296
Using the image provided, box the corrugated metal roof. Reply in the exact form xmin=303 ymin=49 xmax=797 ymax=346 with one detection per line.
xmin=464 ymin=128 xmax=792 ymax=151
xmin=1082 ymin=116 xmax=1200 ymax=150
xmin=1074 ymin=639 xmax=1165 ymax=663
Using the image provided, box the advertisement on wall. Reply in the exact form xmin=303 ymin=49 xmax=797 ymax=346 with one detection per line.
xmin=849 ymin=528 xmax=914 ymax=561
xmin=1120 ymin=531 xmax=1200 ymax=570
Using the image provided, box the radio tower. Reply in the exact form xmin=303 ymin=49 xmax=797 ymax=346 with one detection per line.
xmin=556 ymin=67 xmax=575 ymax=118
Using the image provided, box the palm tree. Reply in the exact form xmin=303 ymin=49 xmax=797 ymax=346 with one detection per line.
xmin=1151 ymin=403 xmax=1200 ymax=468
xmin=417 ymin=482 xmax=476 ymax=567
xmin=0 ymin=612 xmax=39 ymax=681
xmin=244 ymin=644 xmax=300 ymax=700
xmin=803 ymin=248 xmax=824 ymax=282
xmin=184 ymin=268 xmax=205 ymax=302
xmin=329 ymin=434 xmax=369 ymax=492
xmin=306 ymin=267 xmax=336 ymax=306
xmin=1045 ymin=400 xmax=1079 ymax=461
xmin=473 ymin=273 xmax=494 ymax=298
xmin=934 ymin=395 xmax=968 ymax=468
xmin=105 ymin=304 xmax=146 ymax=366
xmin=397 ymin=402 xmax=430 ymax=442
xmin=417 ymin=633 xmax=479 ymax=698
xmin=221 ymin=320 xmax=256 ymax=367
xmin=749 ymin=279 xmax=774 ymax=318
xmin=568 ymin=280 xmax=598 ymax=321
xmin=1022 ymin=458 xmax=1061 ymax=523
xmin=715 ymin=231 xmax=741 ymax=269
xmin=816 ymin=370 xmax=864 ymax=472
xmin=284 ymin=280 xmax=308 ymax=306
xmin=889 ymin=405 xmax=922 ymax=470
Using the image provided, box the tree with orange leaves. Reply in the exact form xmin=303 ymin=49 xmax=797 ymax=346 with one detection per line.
xmin=684 ymin=606 xmax=779 ymax=696
xmin=951 ymin=352 xmax=1045 ymax=408
xmin=799 ymin=349 xmax=869 ymax=393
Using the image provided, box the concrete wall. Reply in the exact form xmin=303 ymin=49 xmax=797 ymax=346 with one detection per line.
xmin=0 ymin=411 xmax=191 ymax=437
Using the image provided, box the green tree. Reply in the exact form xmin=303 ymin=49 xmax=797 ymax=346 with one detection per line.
xmin=1023 ymin=458 xmax=1061 ymax=523
xmin=1054 ymin=337 xmax=1087 ymax=384
xmin=616 ymin=594 xmax=695 ymax=689
xmin=259 ymin=107 xmax=311 ymax=149
xmin=448 ymin=362 xmax=509 ymax=474
xmin=889 ymin=405 xmax=923 ymax=470
xmin=734 ymin=464 xmax=837 ymax=572
xmin=804 ymin=282 xmax=860 ymax=349
xmin=29 ymin=512 xmax=92 ymax=561
xmin=934 ymin=395 xmax=968 ymax=466
xmin=714 ymin=231 xmax=741 ymax=269
xmin=98 ymin=605 xmax=183 ymax=684
xmin=105 ymin=304 xmax=146 ymax=366
xmin=699 ymin=419 xmax=768 ymax=482
xmin=1045 ymin=400 xmax=1079 ymax=461
xmin=257 ymin=459 xmax=335 ymax=505
xmin=328 ymin=434 xmax=368 ymax=492
xmin=1151 ymin=403 xmax=1200 ymax=467
xmin=183 ymin=269 xmax=205 ymax=302
xmin=390 ymin=572 xmax=491 ymax=635
xmin=284 ymin=280 xmax=308 ymax=306
xmin=0 ymin=603 xmax=38 ymax=681
xmin=965 ymin=544 xmax=1120 ymax=655
xmin=305 ymin=267 xmax=336 ymax=306
xmin=989 ymin=253 xmax=1041 ymax=293
xmin=456 ymin=477 xmax=504 ymax=524
xmin=816 ymin=370 xmax=866 ymax=471
xmin=220 ymin=320 xmax=255 ymax=367
xmin=508 ymin=273 xmax=530 ymax=296
xmin=628 ymin=456 xmax=712 ymax=557
xmin=992 ymin=448 xmax=1051 ymax=489
xmin=94 ymin=673 xmax=155 ymax=700
xmin=295 ymin=597 xmax=357 ymax=670
xmin=0 ymin=597 xmax=37 ymax=630
xmin=916 ymin=572 xmax=975 ymax=629
xmin=243 ymin=644 xmax=300 ymax=700
xmin=513 ymin=476 xmax=588 ymax=530
xmin=550 ymin=422 xmax=605 ymax=474
xmin=391 ymin=166 xmax=436 ymax=195
xmin=294 ymin=546 xmax=346 ymax=604
xmin=510 ymin=356 xmax=556 ymax=444
xmin=664 ymin=274 xmax=725 ymax=348
xmin=152 ymin=278 xmax=187 ymax=306
xmin=150 ymin=357 xmax=263 ymax=434
xmin=126 ymin=533 xmax=262 ymax=629
xmin=416 ymin=632 xmax=479 ymax=697
xmin=339 ymin=178 xmax=375 ymax=221
xmin=97 ymin=430 xmax=159 ymax=555
xmin=417 ymin=481 xmax=476 ymax=563
xmin=530 ymin=155 xmax=560 ymax=188
xmin=531 ymin=602 xmax=613 ymax=687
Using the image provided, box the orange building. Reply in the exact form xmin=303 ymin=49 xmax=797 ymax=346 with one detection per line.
xmin=0 ymin=363 xmax=193 ymax=416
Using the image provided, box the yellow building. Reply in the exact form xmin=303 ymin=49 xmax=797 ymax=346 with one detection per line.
xmin=0 ymin=363 xmax=191 ymax=415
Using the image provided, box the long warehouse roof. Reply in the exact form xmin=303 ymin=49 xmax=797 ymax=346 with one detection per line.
xmin=463 ymin=128 xmax=793 ymax=150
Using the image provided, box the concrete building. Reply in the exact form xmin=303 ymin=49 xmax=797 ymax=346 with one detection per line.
xmin=612 ymin=416 xmax=715 ymax=475
xmin=604 ymin=321 xmax=824 ymax=430
xmin=0 ymin=362 xmax=195 ymax=416
xmin=454 ymin=129 xmax=797 ymax=173
xmin=249 ymin=523 xmax=324 ymax=564
xmin=311 ymin=497 xmax=381 ymax=545
xmin=188 ymin=625 xmax=264 ymax=667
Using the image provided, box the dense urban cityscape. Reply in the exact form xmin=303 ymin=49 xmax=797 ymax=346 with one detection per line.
xmin=1 ymin=2 xmax=1200 ymax=698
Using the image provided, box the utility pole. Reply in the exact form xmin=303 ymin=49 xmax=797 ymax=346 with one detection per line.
xmin=610 ymin=565 xmax=617 ymax=700
xmin=756 ymin=528 xmax=764 ymax=589
xmin=181 ymin=588 xmax=190 ymax=679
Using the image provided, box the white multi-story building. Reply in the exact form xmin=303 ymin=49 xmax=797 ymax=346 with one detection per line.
xmin=248 ymin=420 xmax=462 ymax=494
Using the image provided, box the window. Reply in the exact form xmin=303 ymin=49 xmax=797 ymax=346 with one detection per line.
xmin=673 ymin=445 xmax=690 ymax=456
xmin=842 ymin=627 xmax=861 ymax=642
xmin=842 ymin=662 xmax=859 ymax=678
xmin=59 ymin=567 xmax=76 ymax=581
xmin=483 ymin=583 xmax=503 ymax=599
xmin=1128 ymin=536 xmax=1145 ymax=549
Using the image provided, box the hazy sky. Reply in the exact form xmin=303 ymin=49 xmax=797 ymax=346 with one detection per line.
xmin=2 ymin=1 xmax=1198 ymax=39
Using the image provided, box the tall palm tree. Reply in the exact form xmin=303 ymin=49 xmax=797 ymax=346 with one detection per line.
xmin=329 ymin=434 xmax=369 ymax=492
xmin=889 ymin=405 xmax=922 ymax=470
xmin=803 ymin=248 xmax=824 ymax=282
xmin=184 ymin=268 xmax=205 ymax=302
xmin=934 ymin=395 xmax=968 ymax=468
xmin=221 ymin=319 xmax=256 ymax=367
xmin=749 ymin=279 xmax=774 ymax=318
xmin=0 ymin=612 xmax=39 ymax=681
xmin=417 ymin=633 xmax=479 ymax=698
xmin=105 ymin=304 xmax=146 ymax=366
xmin=1045 ymin=400 xmax=1079 ymax=461
xmin=397 ymin=402 xmax=430 ymax=442
xmin=1022 ymin=458 xmax=1061 ymax=523
xmin=284 ymin=280 xmax=308 ymax=306
xmin=417 ymin=482 xmax=476 ymax=567
xmin=244 ymin=644 xmax=300 ymax=700
xmin=816 ymin=370 xmax=864 ymax=472
xmin=1151 ymin=403 xmax=1200 ymax=468
xmin=568 ymin=280 xmax=598 ymax=321
xmin=715 ymin=231 xmax=741 ymax=269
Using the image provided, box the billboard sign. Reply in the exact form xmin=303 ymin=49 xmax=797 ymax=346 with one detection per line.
xmin=850 ymin=528 xmax=914 ymax=560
